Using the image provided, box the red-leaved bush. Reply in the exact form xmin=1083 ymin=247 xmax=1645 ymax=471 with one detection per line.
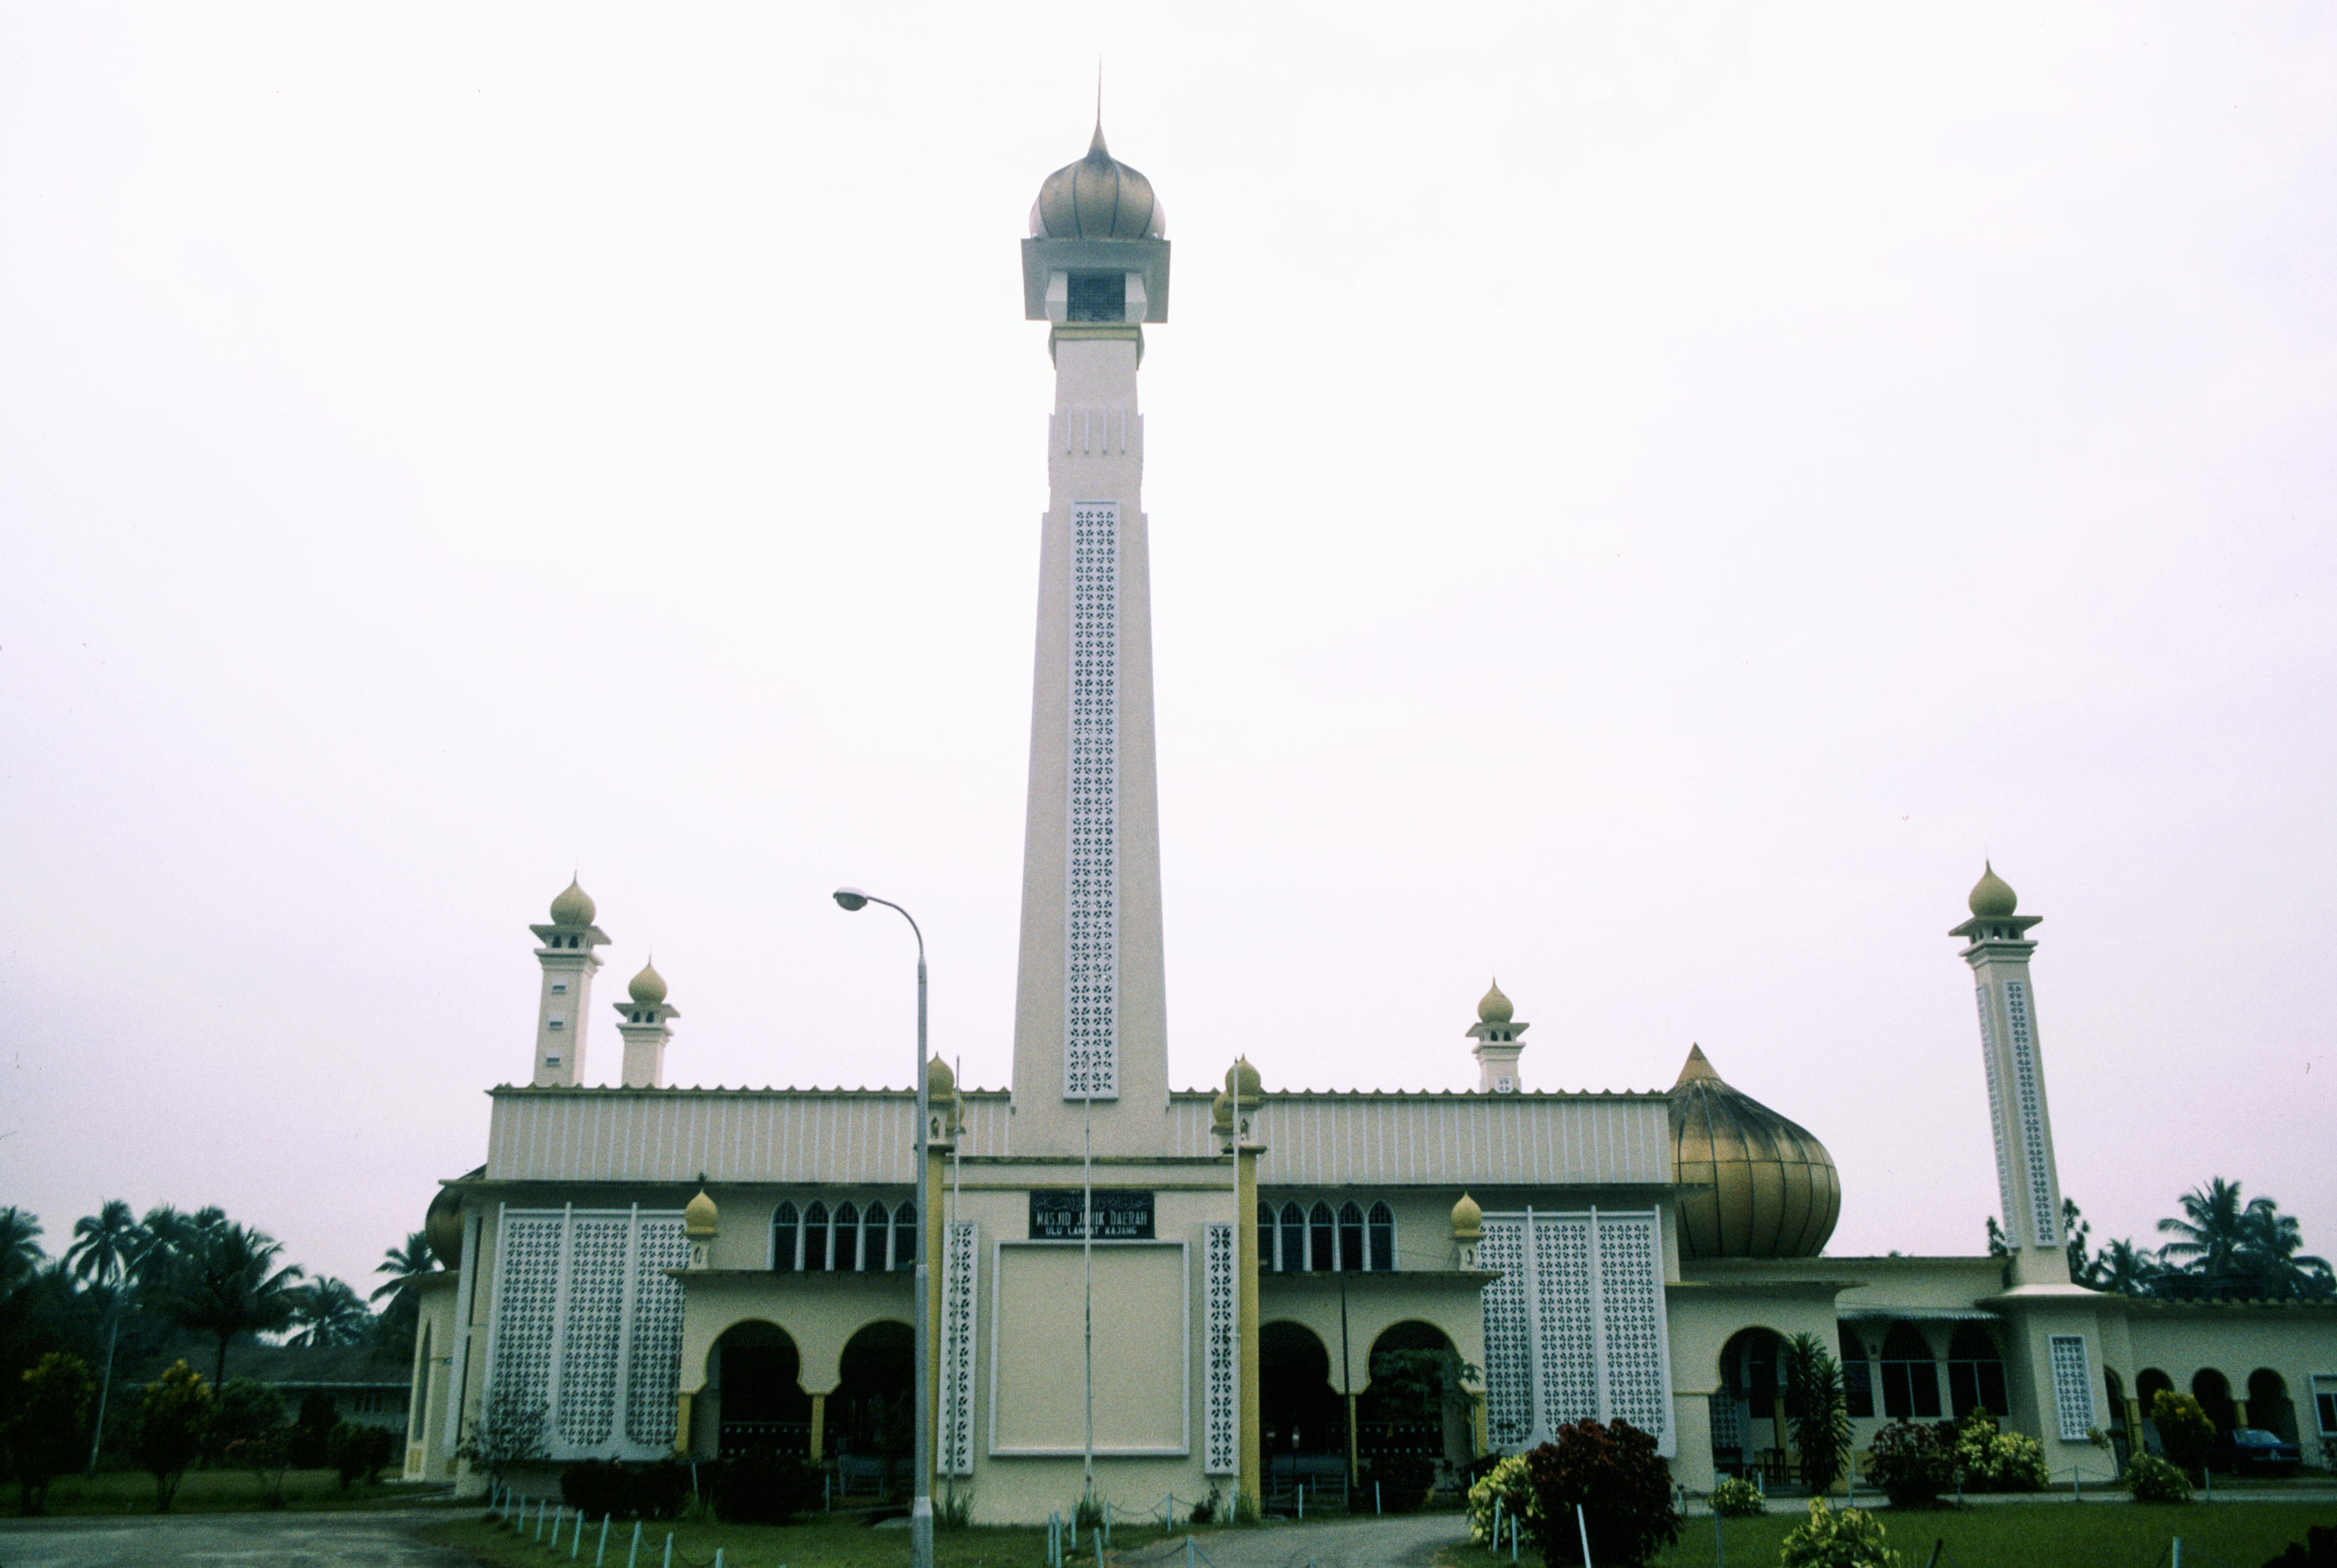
xmin=1521 ymin=1419 xmax=1683 ymax=1567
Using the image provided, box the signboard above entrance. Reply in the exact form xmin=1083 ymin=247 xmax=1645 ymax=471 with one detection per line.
xmin=1029 ymin=1189 xmax=1155 ymax=1240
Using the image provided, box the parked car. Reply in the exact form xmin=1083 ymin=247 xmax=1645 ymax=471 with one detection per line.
xmin=2211 ymin=1428 xmax=2301 ymax=1476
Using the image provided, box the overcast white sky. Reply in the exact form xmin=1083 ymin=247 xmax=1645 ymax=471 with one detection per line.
xmin=4 ymin=4 xmax=2332 ymax=1299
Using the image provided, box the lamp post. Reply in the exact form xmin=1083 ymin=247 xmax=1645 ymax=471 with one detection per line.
xmin=834 ymin=886 xmax=932 ymax=1568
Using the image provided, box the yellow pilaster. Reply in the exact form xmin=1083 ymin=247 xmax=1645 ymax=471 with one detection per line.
xmin=674 ymin=1390 xmax=693 ymax=1454
xmin=2233 ymin=1399 xmax=2250 ymax=1429
xmin=2124 ymin=1397 xmax=2144 ymax=1461
xmin=1345 ymin=1393 xmax=1359 ymax=1489
xmin=809 ymin=1392 xmax=827 ymax=1464
xmin=1236 ymin=1141 xmax=1263 ymax=1515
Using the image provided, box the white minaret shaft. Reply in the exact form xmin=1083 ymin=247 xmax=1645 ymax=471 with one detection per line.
xmin=1951 ymin=864 xmax=2067 ymax=1288
xmin=615 ymin=959 xmax=678 ymax=1089
xmin=530 ymin=877 xmax=608 ymax=1087
xmin=1010 ymin=126 xmax=1173 ymax=1156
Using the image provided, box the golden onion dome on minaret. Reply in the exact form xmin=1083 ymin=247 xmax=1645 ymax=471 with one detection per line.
xmin=1669 ymin=1045 xmax=1841 ymax=1260
xmin=628 ymin=960 xmax=668 ymax=1006
xmin=683 ymin=1188 xmax=719 ymax=1237
xmin=1031 ymin=122 xmax=1167 ymax=241
xmin=549 ymin=877 xmax=597 ymax=927
xmin=1477 ymin=980 xmax=1514 ymax=1025
xmin=1967 ymin=862 xmax=2018 ymax=918
xmin=1450 ymin=1192 xmax=1484 ymax=1242
xmin=423 ymin=1178 xmax=468 ymax=1269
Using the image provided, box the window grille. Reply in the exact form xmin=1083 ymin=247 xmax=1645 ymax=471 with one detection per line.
xmin=834 ymin=1203 xmax=861 ymax=1272
xmin=1066 ymin=271 xmax=1126 ymax=322
xmin=1338 ymin=1203 xmax=1365 ymax=1271
xmin=865 ymin=1202 xmax=890 ymax=1272
xmin=803 ymin=1202 xmax=830 ymax=1272
xmin=1367 ymin=1203 xmax=1395 ymax=1271
xmin=771 ymin=1203 xmax=798 ymax=1271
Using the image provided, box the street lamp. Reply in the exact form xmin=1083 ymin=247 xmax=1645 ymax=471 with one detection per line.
xmin=833 ymin=886 xmax=932 ymax=1568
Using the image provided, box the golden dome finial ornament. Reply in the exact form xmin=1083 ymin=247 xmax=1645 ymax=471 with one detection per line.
xmin=1030 ymin=119 xmax=1166 ymax=241
xmin=549 ymin=876 xmax=596 ymax=927
xmin=1967 ymin=862 xmax=2018 ymax=918
xmin=1477 ymin=979 xmax=1514 ymax=1026
xmin=628 ymin=959 xmax=668 ymax=1006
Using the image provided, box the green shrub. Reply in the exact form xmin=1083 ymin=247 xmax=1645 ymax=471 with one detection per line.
xmin=560 ymin=1457 xmax=691 ymax=1520
xmin=2125 ymin=1452 xmax=2193 ymax=1503
xmin=133 ymin=1362 xmax=214 ymax=1513
xmin=709 ymin=1447 xmax=821 ymax=1525
xmin=2261 ymin=1522 xmax=2337 ymax=1567
xmin=2150 ymin=1391 xmax=2215 ymax=1479
xmin=1521 ymin=1419 xmax=1682 ymax=1568
xmin=1466 ymin=1453 xmax=1535 ymax=1542
xmin=1364 ymin=1453 xmax=1436 ymax=1513
xmin=5 ymin=1351 xmax=97 ymax=1515
xmin=1709 ymin=1475 xmax=1766 ymax=1517
xmin=210 ymin=1379 xmax=286 ymax=1453
xmin=1864 ymin=1419 xmax=1957 ymax=1508
xmin=1778 ymin=1497 xmax=1901 ymax=1568
xmin=1950 ymin=1412 xmax=2047 ymax=1492
xmin=323 ymin=1422 xmax=399 ymax=1488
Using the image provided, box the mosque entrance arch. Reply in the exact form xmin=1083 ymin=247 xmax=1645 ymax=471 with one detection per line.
xmin=1357 ymin=1321 xmax=1466 ymax=1481
xmin=1711 ymin=1327 xmax=1785 ymax=1479
xmin=832 ymin=1320 xmax=914 ymax=1496
xmin=2247 ymin=1369 xmax=2297 ymax=1443
xmin=710 ymin=1320 xmax=812 ymax=1456
xmin=1260 ymin=1320 xmax=1346 ymax=1506
xmin=2191 ymin=1368 xmax=2237 ymax=1439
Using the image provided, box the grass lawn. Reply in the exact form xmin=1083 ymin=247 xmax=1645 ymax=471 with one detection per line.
xmin=429 ymin=1511 xmax=1186 ymax=1568
xmin=1443 ymin=1500 xmax=2337 ymax=1568
xmin=4 ymin=1466 xmax=439 ymax=1517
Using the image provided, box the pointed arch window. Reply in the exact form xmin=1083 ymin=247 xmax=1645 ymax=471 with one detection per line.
xmin=1367 ymin=1202 xmax=1394 ymax=1271
xmin=802 ymin=1201 xmax=831 ymax=1272
xmin=1279 ymin=1204 xmax=1305 ymax=1273
xmin=1946 ymin=1323 xmax=2007 ymax=1418
xmin=892 ymin=1203 xmax=917 ymax=1271
xmin=772 ymin=1202 xmax=799 ymax=1272
xmin=865 ymin=1201 xmax=890 ymax=1273
xmin=1257 ymin=1203 xmax=1277 ymax=1270
xmin=1879 ymin=1322 xmax=1941 ymax=1418
xmin=834 ymin=1202 xmax=861 ymax=1271
xmin=1338 ymin=1203 xmax=1366 ymax=1271
xmin=1309 ymin=1202 xmax=1336 ymax=1272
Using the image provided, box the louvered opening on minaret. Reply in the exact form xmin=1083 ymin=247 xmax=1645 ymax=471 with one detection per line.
xmin=1066 ymin=271 xmax=1126 ymax=322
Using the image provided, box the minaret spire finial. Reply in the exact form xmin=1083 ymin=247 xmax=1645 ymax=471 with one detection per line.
xmin=1090 ymin=62 xmax=1108 ymax=157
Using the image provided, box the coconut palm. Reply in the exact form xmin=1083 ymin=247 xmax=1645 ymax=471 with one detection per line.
xmin=2156 ymin=1178 xmax=2251 ymax=1289
xmin=2234 ymin=1196 xmax=2333 ymax=1299
xmin=2088 ymin=1237 xmax=2165 ymax=1296
xmin=142 ymin=1221 xmax=305 ymax=1387
xmin=65 ymin=1199 xmax=146 ymax=1471
xmin=287 ymin=1277 xmax=374 ymax=1348
xmin=371 ymin=1231 xmax=436 ymax=1359
xmin=0 ymin=1207 xmax=44 ymax=1294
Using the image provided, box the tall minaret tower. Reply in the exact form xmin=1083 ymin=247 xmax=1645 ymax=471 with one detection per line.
xmin=1951 ymin=863 xmax=2068 ymax=1288
xmin=1466 ymin=980 xmax=1528 ymax=1092
xmin=1009 ymin=124 xmax=1174 ymax=1155
xmin=528 ymin=878 xmax=608 ymax=1087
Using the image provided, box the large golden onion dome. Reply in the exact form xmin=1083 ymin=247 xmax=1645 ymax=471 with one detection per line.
xmin=1669 ymin=1045 xmax=1841 ymax=1259
xmin=628 ymin=960 xmax=668 ymax=1006
xmin=1477 ymin=980 xmax=1514 ymax=1025
xmin=423 ymin=1175 xmax=470 ymax=1268
xmin=1030 ymin=124 xmax=1166 ymax=241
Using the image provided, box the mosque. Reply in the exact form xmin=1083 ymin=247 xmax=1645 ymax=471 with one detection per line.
xmin=399 ymin=125 xmax=2337 ymax=1518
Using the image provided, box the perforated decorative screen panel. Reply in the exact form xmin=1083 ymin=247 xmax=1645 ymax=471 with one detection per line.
xmin=2004 ymin=981 xmax=2060 ymax=1249
xmin=939 ymin=1220 xmax=979 ymax=1475
xmin=1064 ymin=499 xmax=1119 ymax=1101
xmin=485 ymin=1207 xmax=687 ymax=1461
xmin=1478 ymin=1219 xmax=1533 ymax=1450
xmin=626 ymin=1219 xmax=689 ymax=1447
xmin=1479 ymin=1208 xmax=1675 ymax=1455
xmin=2049 ymin=1334 xmax=2095 ymax=1439
xmin=1592 ymin=1212 xmax=1669 ymax=1444
xmin=1974 ymin=988 xmax=2022 ymax=1246
xmin=1203 ymin=1222 xmax=1239 ymax=1475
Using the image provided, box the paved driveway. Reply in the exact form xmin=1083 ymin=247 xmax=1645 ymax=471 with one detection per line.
xmin=1121 ymin=1515 xmax=1471 ymax=1568
xmin=0 ymin=1508 xmax=478 ymax=1568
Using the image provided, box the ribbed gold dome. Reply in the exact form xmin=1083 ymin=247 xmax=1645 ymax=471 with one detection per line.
xmin=1450 ymin=1192 xmax=1484 ymax=1240
xmin=424 ymin=1181 xmax=465 ymax=1269
xmin=1477 ymin=980 xmax=1514 ymax=1025
xmin=1968 ymin=862 xmax=2018 ymax=918
xmin=628 ymin=960 xmax=668 ymax=1006
xmin=925 ymin=1056 xmax=957 ymax=1097
xmin=1226 ymin=1057 xmax=1262 ymax=1106
xmin=1669 ymin=1045 xmax=1841 ymax=1259
xmin=1030 ymin=123 xmax=1166 ymax=241
xmin=684 ymin=1188 xmax=719 ymax=1236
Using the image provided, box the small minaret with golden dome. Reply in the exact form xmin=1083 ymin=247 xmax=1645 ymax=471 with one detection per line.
xmin=528 ymin=878 xmax=608 ymax=1087
xmin=1467 ymin=980 xmax=1527 ymax=1092
xmin=1951 ymin=862 xmax=2067 ymax=1288
xmin=615 ymin=960 xmax=679 ymax=1088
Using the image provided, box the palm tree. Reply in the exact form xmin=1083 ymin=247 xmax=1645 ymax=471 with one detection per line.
xmin=372 ymin=1231 xmax=436 ymax=1360
xmin=287 ymin=1277 xmax=375 ymax=1348
xmin=0 ymin=1207 xmax=45 ymax=1294
xmin=65 ymin=1200 xmax=146 ymax=1471
xmin=143 ymin=1221 xmax=305 ymax=1387
xmin=2089 ymin=1237 xmax=2164 ymax=1296
xmin=2157 ymin=1178 xmax=2251 ymax=1291
xmin=2234 ymin=1197 xmax=2334 ymax=1300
